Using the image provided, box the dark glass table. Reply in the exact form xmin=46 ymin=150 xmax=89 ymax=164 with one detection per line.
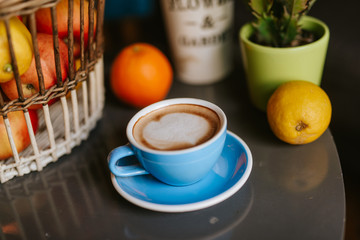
xmin=0 ymin=74 xmax=345 ymax=239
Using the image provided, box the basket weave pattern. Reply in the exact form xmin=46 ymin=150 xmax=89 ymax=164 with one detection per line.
xmin=0 ymin=0 xmax=105 ymax=183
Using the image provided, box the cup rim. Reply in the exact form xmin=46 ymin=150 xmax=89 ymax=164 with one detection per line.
xmin=126 ymin=98 xmax=227 ymax=155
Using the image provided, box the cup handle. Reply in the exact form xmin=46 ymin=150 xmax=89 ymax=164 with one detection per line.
xmin=108 ymin=145 xmax=149 ymax=177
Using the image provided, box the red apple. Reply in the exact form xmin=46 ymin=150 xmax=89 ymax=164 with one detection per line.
xmin=73 ymin=40 xmax=81 ymax=58
xmin=0 ymin=110 xmax=39 ymax=160
xmin=35 ymin=0 xmax=97 ymax=47
xmin=0 ymin=33 xmax=68 ymax=109
xmin=28 ymin=109 xmax=39 ymax=133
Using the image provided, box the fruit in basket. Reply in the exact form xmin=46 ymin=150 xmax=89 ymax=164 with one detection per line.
xmin=66 ymin=58 xmax=82 ymax=98
xmin=0 ymin=17 xmax=33 ymax=82
xmin=0 ymin=110 xmax=39 ymax=160
xmin=0 ymin=33 xmax=69 ymax=109
xmin=267 ymin=80 xmax=332 ymax=145
xmin=73 ymin=41 xmax=81 ymax=58
xmin=110 ymin=43 xmax=173 ymax=108
xmin=35 ymin=0 xmax=97 ymax=48
xmin=28 ymin=110 xmax=39 ymax=133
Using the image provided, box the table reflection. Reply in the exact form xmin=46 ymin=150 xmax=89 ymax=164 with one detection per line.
xmin=265 ymin=138 xmax=329 ymax=193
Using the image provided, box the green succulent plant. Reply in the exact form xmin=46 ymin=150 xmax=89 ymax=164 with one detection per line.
xmin=247 ymin=0 xmax=317 ymax=47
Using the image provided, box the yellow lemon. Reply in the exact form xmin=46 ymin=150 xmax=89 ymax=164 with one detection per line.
xmin=0 ymin=17 xmax=33 ymax=82
xmin=267 ymin=80 xmax=332 ymax=145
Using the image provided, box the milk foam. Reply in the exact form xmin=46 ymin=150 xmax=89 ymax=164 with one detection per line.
xmin=142 ymin=113 xmax=211 ymax=150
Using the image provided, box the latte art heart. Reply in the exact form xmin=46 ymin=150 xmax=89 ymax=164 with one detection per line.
xmin=133 ymin=104 xmax=221 ymax=151
xmin=143 ymin=113 xmax=211 ymax=150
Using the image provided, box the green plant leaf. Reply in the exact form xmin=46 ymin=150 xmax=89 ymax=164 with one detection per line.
xmin=248 ymin=0 xmax=274 ymax=16
xmin=255 ymin=17 xmax=279 ymax=46
xmin=280 ymin=0 xmax=317 ymax=18
xmin=282 ymin=18 xmax=299 ymax=46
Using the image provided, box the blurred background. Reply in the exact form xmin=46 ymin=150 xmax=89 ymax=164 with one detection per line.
xmin=102 ymin=0 xmax=359 ymax=239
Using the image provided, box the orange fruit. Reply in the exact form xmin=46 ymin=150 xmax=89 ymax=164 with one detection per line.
xmin=110 ymin=43 xmax=173 ymax=108
xmin=267 ymin=80 xmax=332 ymax=145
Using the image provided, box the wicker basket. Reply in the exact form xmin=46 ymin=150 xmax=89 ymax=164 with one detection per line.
xmin=0 ymin=0 xmax=105 ymax=183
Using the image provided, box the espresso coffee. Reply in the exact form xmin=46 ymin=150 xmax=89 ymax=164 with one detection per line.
xmin=133 ymin=104 xmax=221 ymax=151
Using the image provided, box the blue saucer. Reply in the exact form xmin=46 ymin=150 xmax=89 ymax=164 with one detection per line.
xmin=111 ymin=131 xmax=253 ymax=212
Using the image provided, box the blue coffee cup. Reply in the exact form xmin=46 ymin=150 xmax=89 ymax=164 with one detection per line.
xmin=108 ymin=98 xmax=227 ymax=186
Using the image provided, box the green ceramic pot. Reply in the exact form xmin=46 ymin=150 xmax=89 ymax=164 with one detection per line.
xmin=239 ymin=16 xmax=330 ymax=111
